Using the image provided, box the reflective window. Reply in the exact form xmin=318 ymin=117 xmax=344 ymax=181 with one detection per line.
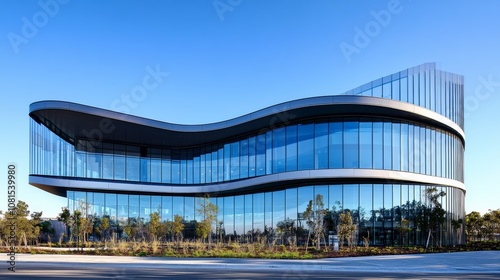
xmin=329 ymin=122 xmax=343 ymax=168
xmin=383 ymin=122 xmax=392 ymax=170
xmin=273 ymin=128 xmax=286 ymax=173
xmin=373 ymin=121 xmax=383 ymax=169
xmin=140 ymin=195 xmax=151 ymax=222
xmin=315 ymin=123 xmax=329 ymax=169
xmin=286 ymin=125 xmax=298 ymax=171
xmin=240 ymin=139 xmax=249 ymax=178
xmin=230 ymin=141 xmax=239 ymax=180
xmin=344 ymin=121 xmax=359 ymax=168
xmin=359 ymin=121 xmax=372 ymax=168
xmin=253 ymin=193 xmax=264 ymax=233
xmin=256 ymin=134 xmax=266 ymax=176
xmin=297 ymin=124 xmax=314 ymax=170
xmin=392 ymin=123 xmax=400 ymax=171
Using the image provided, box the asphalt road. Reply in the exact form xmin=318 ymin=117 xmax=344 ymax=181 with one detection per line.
xmin=2 ymin=251 xmax=499 ymax=279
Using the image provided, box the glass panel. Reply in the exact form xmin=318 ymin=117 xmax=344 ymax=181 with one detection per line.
xmin=150 ymin=149 xmax=161 ymax=183
xmin=171 ymin=151 xmax=180 ymax=184
xmin=230 ymin=141 xmax=239 ymax=180
xmin=383 ymin=121 xmax=392 ymax=170
xmin=373 ymin=121 xmax=383 ymax=169
xmin=359 ymin=184 xmax=373 ymax=245
xmin=401 ymin=123 xmax=409 ymax=172
xmin=329 ymin=184 xmax=342 ymax=211
xmin=224 ymin=143 xmax=231 ymax=181
xmin=224 ymin=197 xmax=234 ymax=238
xmin=140 ymin=195 xmax=151 ymax=222
xmin=286 ymin=125 xmax=298 ymax=171
xmin=92 ymin=193 xmax=104 ymax=219
xmin=248 ymin=136 xmax=256 ymax=177
xmin=285 ymin=188 xmax=298 ymax=221
xmin=266 ymin=131 xmax=273 ymax=175
xmin=344 ymin=120 xmax=359 ymax=168
xmin=343 ymin=184 xmax=359 ymax=214
xmin=264 ymin=192 xmax=273 ymax=233
xmin=408 ymin=124 xmax=414 ymax=173
xmin=401 ymin=77 xmax=408 ymax=102
xmin=117 ymin=194 xmax=128 ymax=228
xmin=185 ymin=197 xmax=195 ymax=222
xmin=151 ymin=196 xmax=161 ymax=216
xmin=244 ymin=194 xmax=253 ymax=238
xmin=161 ymin=149 xmax=171 ymax=184
xmin=253 ymin=193 xmax=264 ymax=234
xmin=359 ymin=121 xmax=372 ymax=168
xmin=162 ymin=196 xmax=172 ymax=221
xmin=240 ymin=139 xmax=249 ymax=178
xmin=129 ymin=195 xmax=139 ymax=220
xmin=383 ymin=82 xmax=391 ymax=99
xmin=272 ymin=190 xmax=285 ymax=235
xmin=105 ymin=193 xmax=117 ymax=222
xmin=392 ymin=78 xmax=400 ymax=101
xmin=126 ymin=146 xmax=140 ymax=181
xmin=373 ymin=85 xmax=382 ymax=98
xmin=298 ymin=123 xmax=314 ymax=170
xmin=256 ymin=134 xmax=266 ymax=176
xmin=329 ymin=122 xmax=343 ymax=168
xmin=373 ymin=184 xmax=384 ymax=245
xmin=217 ymin=144 xmax=224 ymax=182
xmin=273 ymin=127 xmax=286 ymax=173
xmin=420 ymin=127 xmax=426 ymax=174
xmin=315 ymin=123 xmax=329 ymax=169
xmin=113 ymin=147 xmax=125 ymax=180
xmin=235 ymin=195 xmax=244 ymax=237
xmin=172 ymin=197 xmax=184 ymax=219
xmin=392 ymin=122 xmax=401 ymax=171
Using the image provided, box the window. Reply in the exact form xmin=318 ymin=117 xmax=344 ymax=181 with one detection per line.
xmin=273 ymin=128 xmax=286 ymax=173
xmin=315 ymin=123 xmax=329 ymax=169
xmin=359 ymin=121 xmax=372 ymax=169
xmin=286 ymin=125 xmax=298 ymax=171
xmin=298 ymin=124 xmax=314 ymax=170
xmin=329 ymin=122 xmax=343 ymax=168
xmin=344 ymin=121 xmax=359 ymax=168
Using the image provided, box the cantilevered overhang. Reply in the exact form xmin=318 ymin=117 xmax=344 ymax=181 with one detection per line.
xmin=29 ymin=97 xmax=465 ymax=148
xmin=30 ymin=170 xmax=466 ymax=198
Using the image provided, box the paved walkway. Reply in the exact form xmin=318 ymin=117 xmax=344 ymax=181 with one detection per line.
xmin=12 ymin=251 xmax=500 ymax=274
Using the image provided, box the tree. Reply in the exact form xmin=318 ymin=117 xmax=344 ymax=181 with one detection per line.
xmin=303 ymin=199 xmax=314 ymax=252
xmin=57 ymin=207 xmax=72 ymax=241
xmin=195 ymin=195 xmax=219 ymax=245
xmin=302 ymin=194 xmax=327 ymax=251
xmin=396 ymin=218 xmax=411 ymax=246
xmin=423 ymin=187 xmax=446 ymax=247
xmin=99 ymin=216 xmax=110 ymax=245
xmin=338 ymin=210 xmax=356 ymax=250
xmin=169 ymin=214 xmax=184 ymax=245
xmin=465 ymin=211 xmax=483 ymax=241
xmin=148 ymin=212 xmax=162 ymax=241
xmin=276 ymin=218 xmax=295 ymax=245
xmin=482 ymin=209 xmax=500 ymax=240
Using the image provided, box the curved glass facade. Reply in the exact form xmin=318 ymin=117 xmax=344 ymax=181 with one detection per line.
xmin=30 ymin=117 xmax=464 ymax=184
xmin=67 ymin=184 xmax=464 ymax=246
xmin=29 ymin=63 xmax=466 ymax=246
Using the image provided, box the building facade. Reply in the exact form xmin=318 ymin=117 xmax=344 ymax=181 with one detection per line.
xmin=29 ymin=63 xmax=465 ymax=246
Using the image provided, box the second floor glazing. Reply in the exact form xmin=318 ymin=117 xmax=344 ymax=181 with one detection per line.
xmin=31 ymin=116 xmax=465 ymax=185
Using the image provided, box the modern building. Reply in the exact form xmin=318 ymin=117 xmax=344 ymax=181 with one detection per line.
xmin=29 ymin=63 xmax=465 ymax=246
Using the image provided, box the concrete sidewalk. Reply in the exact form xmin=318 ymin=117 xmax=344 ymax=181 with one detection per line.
xmin=11 ymin=251 xmax=500 ymax=274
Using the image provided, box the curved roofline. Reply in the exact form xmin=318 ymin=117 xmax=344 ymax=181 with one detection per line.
xmin=29 ymin=96 xmax=465 ymax=148
xmin=30 ymin=170 xmax=466 ymax=198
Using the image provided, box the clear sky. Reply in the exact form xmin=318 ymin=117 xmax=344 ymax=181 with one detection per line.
xmin=1 ymin=0 xmax=499 ymax=218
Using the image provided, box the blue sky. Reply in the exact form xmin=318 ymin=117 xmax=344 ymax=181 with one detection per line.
xmin=0 ymin=0 xmax=499 ymax=217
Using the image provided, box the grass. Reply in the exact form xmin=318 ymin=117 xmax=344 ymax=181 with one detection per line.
xmin=1 ymin=240 xmax=498 ymax=259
